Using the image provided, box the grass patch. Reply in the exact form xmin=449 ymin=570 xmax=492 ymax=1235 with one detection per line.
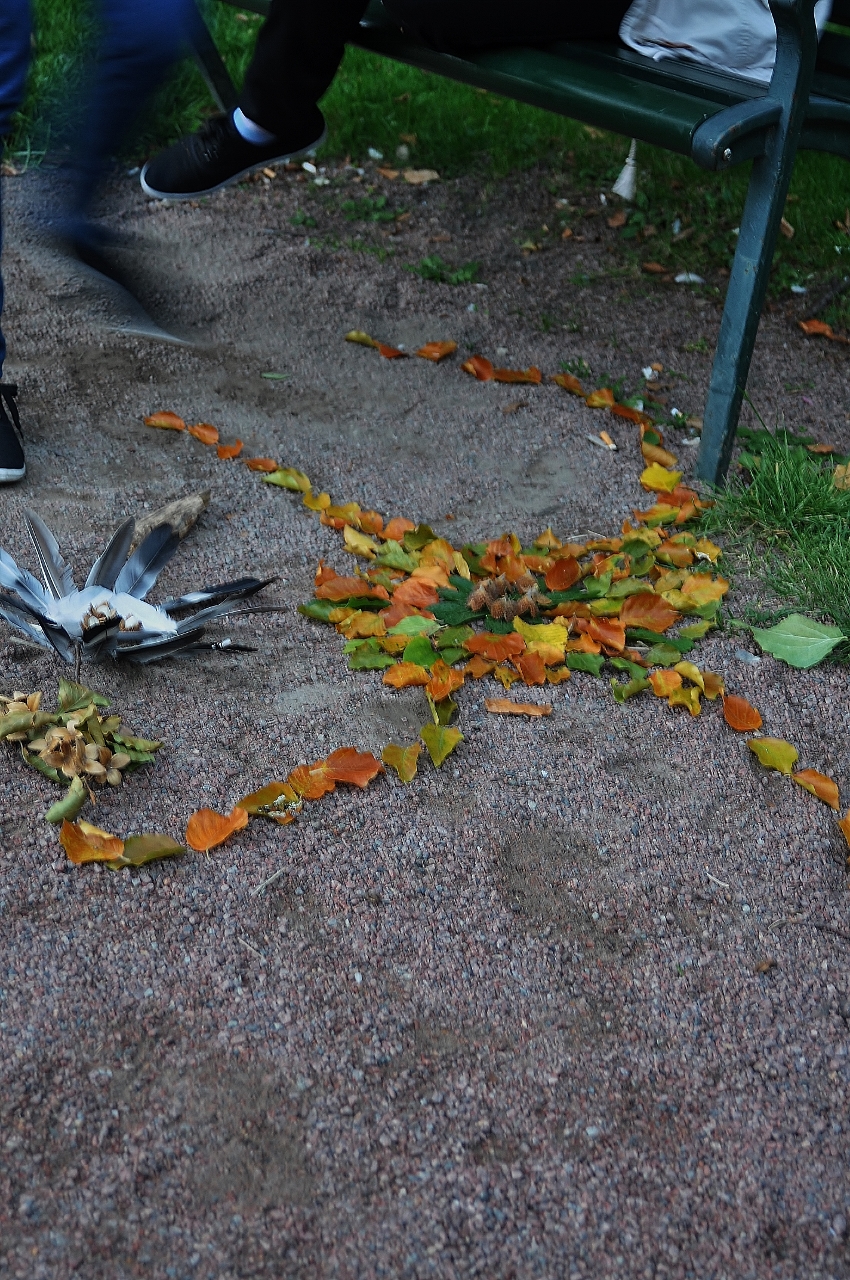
xmin=704 ymin=433 xmax=850 ymax=647
xmin=7 ymin=1 xmax=850 ymax=316
xmin=409 ymin=254 xmax=481 ymax=285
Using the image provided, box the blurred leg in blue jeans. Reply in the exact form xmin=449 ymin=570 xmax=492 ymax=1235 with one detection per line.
xmin=0 ymin=0 xmax=30 ymax=482
xmin=61 ymin=0 xmax=198 ymax=256
xmin=0 ymin=0 xmax=31 ymax=380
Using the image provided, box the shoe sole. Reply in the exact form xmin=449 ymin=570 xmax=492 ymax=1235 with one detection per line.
xmin=0 ymin=465 xmax=25 ymax=483
xmin=139 ymin=129 xmax=328 ymax=201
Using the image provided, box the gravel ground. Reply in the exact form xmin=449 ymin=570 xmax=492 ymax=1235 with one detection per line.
xmin=0 ymin=160 xmax=849 ymax=1280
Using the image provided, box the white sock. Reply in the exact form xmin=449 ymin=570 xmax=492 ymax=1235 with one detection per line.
xmin=232 ymin=107 xmax=277 ymax=146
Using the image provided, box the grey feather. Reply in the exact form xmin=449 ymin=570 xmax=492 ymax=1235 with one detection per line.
xmin=113 ymin=524 xmax=179 ymax=599
xmin=174 ymin=600 xmax=283 ymax=634
xmin=0 ymin=548 xmax=49 ymax=613
xmin=0 ymin=595 xmax=50 ymax=648
xmin=85 ymin=517 xmax=136 ymax=589
xmin=160 ymin=576 xmax=271 ymax=613
xmin=24 ymin=510 xmax=76 ymax=598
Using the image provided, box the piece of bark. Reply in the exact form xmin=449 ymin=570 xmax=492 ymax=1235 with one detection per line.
xmin=132 ymin=491 xmax=210 ymax=547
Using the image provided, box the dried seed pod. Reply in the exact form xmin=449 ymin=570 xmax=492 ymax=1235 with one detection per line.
xmin=28 ymin=738 xmax=47 ymax=753
xmin=98 ymin=746 xmax=112 ymax=767
xmin=105 ymin=769 xmax=122 ymax=787
xmin=6 ymin=731 xmax=29 ymax=742
xmin=109 ymin=752 xmax=131 ymax=771
xmin=26 ymin=692 xmax=41 ymax=712
xmin=6 ymin=702 xmax=29 ymax=715
xmin=84 ymin=760 xmax=107 ymax=779
xmin=84 ymin=742 xmax=101 ymax=761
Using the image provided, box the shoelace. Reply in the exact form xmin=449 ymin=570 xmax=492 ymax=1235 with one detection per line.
xmin=0 ymin=384 xmax=22 ymax=439
xmin=189 ymin=114 xmax=232 ymax=166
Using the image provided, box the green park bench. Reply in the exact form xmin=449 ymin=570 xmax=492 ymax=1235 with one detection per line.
xmin=191 ymin=0 xmax=850 ymax=485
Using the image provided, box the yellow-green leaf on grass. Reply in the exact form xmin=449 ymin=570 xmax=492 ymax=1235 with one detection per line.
xmin=45 ymin=776 xmax=87 ymax=824
xmin=748 ymin=737 xmax=799 ymax=775
xmin=262 ymin=467 xmax=312 ymax=492
xmin=420 ymin=723 xmax=463 ymax=768
xmin=382 ymin=742 xmax=421 ymax=783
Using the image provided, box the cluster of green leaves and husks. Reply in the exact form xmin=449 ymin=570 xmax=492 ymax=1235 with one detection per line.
xmin=0 ymin=679 xmax=161 ymax=823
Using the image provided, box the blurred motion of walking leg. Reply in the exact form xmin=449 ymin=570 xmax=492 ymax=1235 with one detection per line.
xmin=62 ymin=0 xmax=197 ymax=264
xmin=0 ymin=0 xmax=31 ymax=380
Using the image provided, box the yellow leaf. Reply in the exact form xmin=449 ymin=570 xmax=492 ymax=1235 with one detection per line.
xmin=513 ymin=617 xmax=569 ymax=646
xmin=640 ymin=463 xmax=683 ymax=493
xmin=834 ymin=463 xmax=850 ymax=491
xmin=673 ymin=660 xmax=704 ymax=691
xmin=694 ymin=537 xmax=722 ymax=563
xmin=304 ymin=490 xmax=331 ymax=511
xmin=343 ymin=524 xmax=380 ymax=559
xmin=382 ymin=742 xmax=421 ymax=783
xmin=452 ymin=551 xmax=471 ymax=580
xmin=748 ymin=737 xmax=799 ymax=775
xmin=345 ymin=330 xmax=378 ymax=348
xmin=668 ymin=685 xmax=701 ymax=716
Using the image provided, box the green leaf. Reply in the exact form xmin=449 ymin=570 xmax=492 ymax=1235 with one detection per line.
xmin=420 ymin=723 xmax=463 ymax=767
xmin=678 ymin=619 xmax=715 ymax=640
xmin=484 ymin=618 xmax=516 ymax=634
xmin=435 ymin=624 xmax=475 ymax=650
xmin=426 ymin=692 xmax=458 ymax=726
xmin=429 ymin=601 xmax=484 ymax=626
xmin=112 ymin=733 xmax=162 ymax=754
xmin=580 ymin=572 xmax=613 ymax=600
xmin=261 ymin=466 xmax=311 ymax=491
xmin=438 ymin=647 xmax=465 ymax=665
xmin=0 ymin=710 xmax=37 ymax=739
xmin=23 ymin=749 xmax=62 ymax=784
xmin=610 ymin=656 xmax=647 ymax=680
xmin=611 ymin=676 xmax=650 ymax=703
xmin=448 ymin=574 xmax=474 ymax=596
xmin=45 ymin=776 xmax=87 ymax=824
xmin=260 ymin=371 xmax=290 ymax=381
xmin=58 ymin=678 xmax=109 ymax=712
xmin=609 ymin=576 xmax=657 ymax=599
xmin=298 ymin=599 xmax=337 ymax=622
xmin=747 ymin=736 xmax=799 ymax=775
xmin=111 ymin=835 xmax=186 ymax=868
xmin=565 ymin=652 xmax=604 ymax=676
xmin=403 ymin=523 xmax=438 ymax=551
xmin=382 ymin=742 xmax=421 ymax=783
xmin=348 ymin=652 xmax=396 ymax=670
xmin=388 ymin=615 xmax=440 ymax=637
xmin=625 ymin=627 xmax=694 ymax=653
xmin=402 ymin=635 xmax=438 ymax=669
xmin=645 ymin=643 xmax=683 ymax=667
xmin=751 ymin=613 xmax=845 ymax=668
xmin=376 ymin=540 xmax=419 ymax=573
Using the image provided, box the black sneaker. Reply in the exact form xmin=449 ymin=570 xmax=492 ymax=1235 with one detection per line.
xmin=0 ymin=384 xmax=25 ymax=484
xmin=140 ymin=110 xmax=327 ymax=200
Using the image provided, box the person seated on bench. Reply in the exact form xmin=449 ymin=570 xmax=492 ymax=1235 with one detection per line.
xmin=141 ymin=0 xmax=634 ymax=198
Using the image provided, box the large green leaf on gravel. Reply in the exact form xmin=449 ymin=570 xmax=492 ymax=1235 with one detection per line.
xmin=388 ymin=615 xmax=440 ymax=637
xmin=751 ymin=613 xmax=845 ymax=668
xmin=112 ymin=835 xmax=186 ymax=868
xmin=420 ymin=723 xmax=463 ymax=767
xmin=748 ymin=737 xmax=799 ymax=775
xmin=403 ymin=635 xmax=439 ymax=669
xmin=565 ymin=652 xmax=604 ymax=676
xmin=611 ymin=676 xmax=650 ymax=703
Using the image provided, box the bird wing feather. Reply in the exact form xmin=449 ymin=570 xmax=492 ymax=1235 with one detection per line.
xmin=85 ymin=517 xmax=136 ymax=589
xmin=113 ymin=524 xmax=179 ymax=599
xmin=0 ymin=548 xmax=50 ymax=613
xmin=159 ymin=576 xmax=271 ymax=613
xmin=0 ymin=593 xmax=51 ymax=647
xmin=24 ymin=511 xmax=76 ymax=598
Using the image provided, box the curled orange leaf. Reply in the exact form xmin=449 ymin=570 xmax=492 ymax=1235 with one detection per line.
xmin=217 ymin=440 xmax=244 ymax=460
xmin=383 ymin=662 xmax=431 ymax=688
xmin=315 ymin=577 xmax=389 ymax=602
xmin=187 ymin=422 xmax=219 ymax=445
xmin=702 ymin=671 xmax=725 ymax=700
xmin=485 ymin=698 xmax=551 ymax=716
xmin=723 ymin=694 xmax=762 ymax=731
xmin=793 ymin=769 xmax=840 ymax=810
xmin=144 ymin=411 xmax=185 ymax=431
xmin=585 ymin=387 xmax=615 ymax=409
xmin=461 ymin=355 xmax=494 ymax=381
xmin=359 ymin=510 xmax=384 ymax=535
xmin=60 ymin=819 xmax=125 ymax=865
xmin=463 ymin=655 xmax=496 ymax=679
xmin=552 ymin=372 xmax=585 ymax=396
xmin=586 ymin=617 xmax=625 ymax=653
xmin=839 ymin=811 xmax=850 ymax=853
xmin=416 ymin=341 xmax=457 ymax=362
xmin=376 ymin=342 xmax=407 ymax=359
xmin=392 ymin=578 xmax=440 ymax=607
xmin=245 ymin=456 xmax=280 ymax=472
xmin=185 ymin=806 xmax=249 ymax=853
xmin=382 ymin=517 xmax=416 ymax=541
xmin=649 ymin=669 xmax=682 ymax=697
xmin=426 ymin=658 xmax=465 ymax=701
xmin=325 ymin=748 xmax=384 ymax=787
xmin=611 ymin=402 xmax=651 ymax=426
xmin=512 ymin=651 xmax=546 ymax=685
xmin=493 ymin=366 xmax=542 ymax=385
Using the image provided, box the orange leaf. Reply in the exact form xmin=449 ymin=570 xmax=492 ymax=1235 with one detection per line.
xmin=484 ymin=698 xmax=551 ymax=716
xmin=315 ymin=577 xmax=390 ymax=602
xmin=544 ymin=555 xmax=582 ymax=591
xmin=587 ymin=617 xmax=625 ymax=652
xmin=359 ymin=510 xmax=384 ymax=535
xmin=287 ymin=761 xmax=336 ymax=800
xmin=463 ymin=655 xmax=496 ymax=679
xmin=380 ymin=600 xmax=433 ymax=627
xmin=377 ymin=342 xmax=407 ymax=359
xmin=564 ymin=632 xmax=601 ymax=654
xmin=493 ymin=366 xmax=542 ymax=384
xmin=642 ymin=261 xmax=667 ymax=274
xmin=426 ymin=658 xmax=465 ymax=701
xmin=642 ymin=441 xmax=679 ymax=468
xmin=315 ymin=560 xmax=338 ymax=587
xmin=512 ymin=651 xmax=546 ymax=685
xmin=185 ymin=806 xmax=249 ymax=853
xmin=798 ymin=318 xmax=833 ymax=337
xmin=245 ymin=456 xmax=280 ymax=472
xmin=382 ymin=517 xmax=416 ymax=541
xmin=619 ymin=592 xmax=681 ymax=632
xmin=461 ymin=355 xmax=494 ymax=381
xmin=60 ymin=820 xmax=125 ymax=865
xmin=392 ymin=578 xmax=440 ymax=607
xmin=656 ymin=539 xmax=694 ymax=567
xmin=585 ymin=387 xmax=615 ymax=409
xmin=611 ymin=402 xmax=651 ymax=426
xmin=144 ymin=411 xmax=185 ymax=431
xmin=465 ymin=631 xmax=525 ymax=662
xmin=324 ymin=748 xmax=384 ymax=788
xmin=702 ymin=671 xmax=725 ymax=701
xmin=217 ymin=440 xmax=243 ymax=460
xmin=383 ymin=662 xmax=431 ymax=688
xmin=793 ymin=769 xmax=840 ymax=810
xmin=723 ymin=694 xmax=762 ymax=731
xmin=839 ymin=811 xmax=850 ymax=853
xmin=416 ymin=340 xmax=457 ymax=362
xmin=552 ymin=372 xmax=585 ymax=396
xmin=649 ymin=669 xmax=682 ymax=696
xmin=187 ymin=422 xmax=219 ymax=445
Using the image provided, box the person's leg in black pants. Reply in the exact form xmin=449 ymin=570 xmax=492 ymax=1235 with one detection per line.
xmin=141 ymin=0 xmax=631 ymax=199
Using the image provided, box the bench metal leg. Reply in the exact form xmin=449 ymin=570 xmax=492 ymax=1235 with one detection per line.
xmin=696 ymin=0 xmax=819 ymax=487
xmin=191 ymin=2 xmax=239 ymax=112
